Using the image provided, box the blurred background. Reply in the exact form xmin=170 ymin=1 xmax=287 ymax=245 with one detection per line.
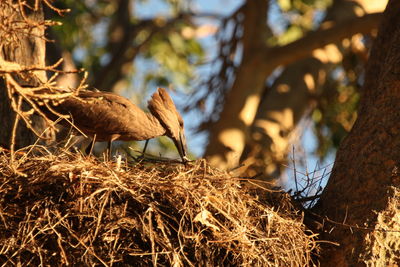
xmin=46 ymin=0 xmax=387 ymax=192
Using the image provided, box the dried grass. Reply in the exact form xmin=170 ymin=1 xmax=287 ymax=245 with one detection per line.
xmin=0 ymin=147 xmax=318 ymax=266
xmin=0 ymin=1 xmax=319 ymax=265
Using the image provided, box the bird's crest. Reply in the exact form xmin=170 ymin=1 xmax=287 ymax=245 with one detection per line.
xmin=148 ymin=88 xmax=184 ymax=134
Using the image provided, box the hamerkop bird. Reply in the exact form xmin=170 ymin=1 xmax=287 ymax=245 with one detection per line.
xmin=46 ymin=88 xmax=188 ymax=162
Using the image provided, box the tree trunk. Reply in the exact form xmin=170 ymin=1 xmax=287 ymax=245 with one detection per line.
xmin=204 ymin=0 xmax=270 ymax=170
xmin=0 ymin=1 xmax=47 ymax=149
xmin=315 ymin=1 xmax=400 ymax=265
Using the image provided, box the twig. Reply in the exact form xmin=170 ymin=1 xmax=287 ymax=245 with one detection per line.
xmin=10 ymin=96 xmax=22 ymax=167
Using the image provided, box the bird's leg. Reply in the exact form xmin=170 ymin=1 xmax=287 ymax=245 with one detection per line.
xmin=85 ymin=134 xmax=96 ymax=156
xmin=85 ymin=140 xmax=93 ymax=155
xmin=107 ymin=141 xmax=112 ymax=161
xmin=142 ymin=140 xmax=149 ymax=156
xmin=135 ymin=140 xmax=149 ymax=162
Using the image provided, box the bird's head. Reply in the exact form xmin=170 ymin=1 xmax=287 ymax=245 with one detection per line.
xmin=148 ymin=88 xmax=188 ymax=162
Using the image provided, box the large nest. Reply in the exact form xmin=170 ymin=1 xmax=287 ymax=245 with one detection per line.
xmin=0 ymin=148 xmax=318 ymax=266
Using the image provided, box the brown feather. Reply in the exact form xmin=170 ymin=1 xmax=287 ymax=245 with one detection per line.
xmin=148 ymin=88 xmax=184 ymax=136
xmin=47 ymin=91 xmax=166 ymax=141
xmin=42 ymin=88 xmax=188 ymax=161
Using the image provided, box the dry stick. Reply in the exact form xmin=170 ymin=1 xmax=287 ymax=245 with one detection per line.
xmin=147 ymin=206 xmax=158 ymax=267
xmin=45 ymin=210 xmax=70 ymax=265
xmin=2 ymin=59 xmax=88 ymax=140
xmin=63 ymin=226 xmax=109 ymax=267
xmin=0 ymin=208 xmax=36 ymax=266
xmin=80 ymin=173 xmax=84 ymax=214
xmin=5 ymin=74 xmax=61 ymax=136
xmin=125 ymin=146 xmax=186 ymax=164
xmin=16 ymin=1 xmax=51 ymax=40
xmin=0 ymin=58 xmax=64 ymax=74
xmin=9 ymin=206 xmax=45 ymax=263
xmin=12 ymin=117 xmax=62 ymax=173
xmin=155 ymin=212 xmax=175 ymax=262
xmin=0 ymin=206 xmax=9 ymax=230
xmin=92 ymin=190 xmax=110 ymax=241
xmin=9 ymin=96 xmax=22 ymax=172
xmin=292 ymin=146 xmax=299 ymax=198
xmin=42 ymin=0 xmax=71 ymax=15
xmin=16 ymin=0 xmax=64 ymax=30
xmin=303 ymin=162 xmax=317 ymax=199
xmin=128 ymin=251 xmax=172 ymax=256
xmin=308 ymin=167 xmax=328 ymax=208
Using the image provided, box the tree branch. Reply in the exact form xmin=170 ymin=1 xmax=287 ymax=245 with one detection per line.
xmin=264 ymin=12 xmax=383 ymax=67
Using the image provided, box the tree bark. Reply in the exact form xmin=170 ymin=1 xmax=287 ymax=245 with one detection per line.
xmin=0 ymin=1 xmax=47 ymax=149
xmin=315 ymin=1 xmax=400 ymax=265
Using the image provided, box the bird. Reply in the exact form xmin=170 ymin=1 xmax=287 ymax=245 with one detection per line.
xmin=43 ymin=87 xmax=188 ymax=162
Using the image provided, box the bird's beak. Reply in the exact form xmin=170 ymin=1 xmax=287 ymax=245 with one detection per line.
xmin=174 ymin=130 xmax=188 ymax=163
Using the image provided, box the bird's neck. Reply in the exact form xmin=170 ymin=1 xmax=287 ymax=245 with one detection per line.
xmin=141 ymin=113 xmax=166 ymax=139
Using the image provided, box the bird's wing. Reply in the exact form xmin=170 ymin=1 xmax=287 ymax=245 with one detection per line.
xmin=52 ymin=91 xmax=149 ymax=141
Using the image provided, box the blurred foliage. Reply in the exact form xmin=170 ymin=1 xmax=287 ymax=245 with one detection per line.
xmin=273 ymin=0 xmax=365 ymax=161
xmin=49 ymin=0 xmax=204 ymax=89
xmin=278 ymin=0 xmax=332 ymax=12
xmin=144 ymin=30 xmax=204 ymax=86
xmin=312 ymin=50 xmax=363 ymax=159
xmin=50 ymin=0 xmax=110 ymax=65
xmin=273 ymin=0 xmax=332 ymax=45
